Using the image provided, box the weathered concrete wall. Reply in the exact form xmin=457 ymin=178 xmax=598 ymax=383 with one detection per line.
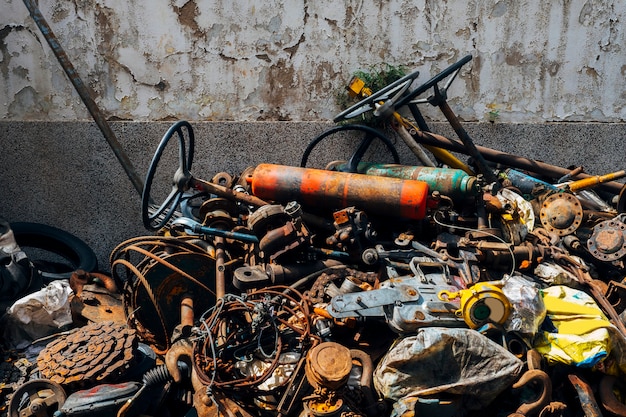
xmin=2 ymin=0 xmax=625 ymax=123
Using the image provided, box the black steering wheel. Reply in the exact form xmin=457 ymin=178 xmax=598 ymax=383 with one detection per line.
xmin=300 ymin=124 xmax=400 ymax=172
xmin=333 ymin=55 xmax=473 ymax=124
xmin=333 ymin=67 xmax=421 ymax=123
xmin=397 ymin=54 xmax=473 ymax=107
xmin=141 ymin=120 xmax=195 ymax=230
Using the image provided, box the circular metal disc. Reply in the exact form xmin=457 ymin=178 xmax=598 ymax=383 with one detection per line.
xmin=587 ymin=219 xmax=626 ymax=261
xmin=540 ymin=192 xmax=583 ymax=236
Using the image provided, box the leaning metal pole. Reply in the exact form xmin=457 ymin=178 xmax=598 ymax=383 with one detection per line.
xmin=21 ymin=0 xmax=145 ymax=197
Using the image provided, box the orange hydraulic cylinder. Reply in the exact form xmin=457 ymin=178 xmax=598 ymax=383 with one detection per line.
xmin=249 ymin=164 xmax=429 ymax=220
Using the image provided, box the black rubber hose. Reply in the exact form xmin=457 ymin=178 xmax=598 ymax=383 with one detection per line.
xmin=143 ymin=362 xmax=190 ymax=386
xmin=9 ymin=222 xmax=98 ymax=282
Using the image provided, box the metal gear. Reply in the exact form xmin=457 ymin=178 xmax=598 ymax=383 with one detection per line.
xmin=7 ymin=379 xmax=66 ymax=417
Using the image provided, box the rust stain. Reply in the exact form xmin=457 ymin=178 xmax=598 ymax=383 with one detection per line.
xmin=94 ymin=5 xmax=116 ymax=54
xmin=309 ymin=61 xmax=341 ymax=98
xmin=174 ymin=0 xmax=203 ymax=38
xmin=284 ymin=33 xmax=305 ymax=58
xmin=0 ymin=25 xmax=27 ymax=80
xmin=505 ymin=45 xmax=525 ymax=66
xmin=583 ymin=66 xmax=599 ymax=79
xmin=546 ymin=60 xmax=560 ymax=76
xmin=51 ymin=4 xmax=70 ymax=23
xmin=468 ymin=53 xmax=481 ymax=93
xmin=257 ymin=60 xmax=298 ymax=121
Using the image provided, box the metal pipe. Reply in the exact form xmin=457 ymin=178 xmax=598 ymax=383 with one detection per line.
xmin=437 ymin=99 xmax=499 ymax=185
xmin=194 ymin=177 xmax=269 ymax=207
xmin=568 ymin=374 xmax=603 ymax=417
xmin=249 ymin=164 xmax=430 ymax=220
xmin=180 ymin=296 xmax=194 ymax=328
xmin=566 ymin=169 xmax=626 ymax=192
xmin=214 ymin=236 xmax=226 ymax=299
xmin=21 ymin=0 xmax=145 ymax=196
xmin=411 ymin=129 xmax=624 ymax=194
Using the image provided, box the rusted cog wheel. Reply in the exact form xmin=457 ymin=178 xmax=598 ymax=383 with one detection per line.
xmin=8 ymin=379 xmax=66 ymax=417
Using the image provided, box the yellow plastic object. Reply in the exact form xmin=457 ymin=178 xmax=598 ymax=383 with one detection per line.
xmin=533 ymin=285 xmax=612 ymax=368
xmin=439 ymin=281 xmax=512 ymax=329
xmin=566 ymin=170 xmax=626 ymax=192
xmin=346 ymin=76 xmax=371 ymax=98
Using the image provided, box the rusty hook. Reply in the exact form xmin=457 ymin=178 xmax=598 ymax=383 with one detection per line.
xmin=508 ymin=369 xmax=553 ymax=417
xmin=70 ymin=269 xmax=118 ymax=296
xmin=599 ymin=374 xmax=626 ymax=417
xmin=165 ymin=339 xmax=194 ymax=385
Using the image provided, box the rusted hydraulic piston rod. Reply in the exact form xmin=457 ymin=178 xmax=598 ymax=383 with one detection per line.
xmin=410 ymin=129 xmax=624 ymax=195
xmin=22 ymin=0 xmax=145 ymax=197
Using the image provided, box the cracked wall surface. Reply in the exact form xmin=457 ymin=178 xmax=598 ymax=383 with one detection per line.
xmin=1 ymin=0 xmax=626 ymax=123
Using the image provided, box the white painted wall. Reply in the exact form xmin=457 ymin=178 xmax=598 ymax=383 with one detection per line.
xmin=2 ymin=0 xmax=625 ymax=123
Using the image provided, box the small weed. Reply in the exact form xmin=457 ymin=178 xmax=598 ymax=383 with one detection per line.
xmin=336 ymin=63 xmax=407 ymax=126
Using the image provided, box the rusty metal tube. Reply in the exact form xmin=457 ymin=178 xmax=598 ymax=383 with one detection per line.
xmin=599 ymin=375 xmax=626 ymax=417
xmin=410 ymin=130 xmax=624 ymax=194
xmin=22 ymin=0 xmax=144 ymax=196
xmin=193 ymin=177 xmax=268 ymax=207
xmin=181 ymin=296 xmax=194 ymax=328
xmin=568 ymin=374 xmax=603 ymax=417
xmin=214 ymin=236 xmax=226 ymax=299
xmin=566 ymin=170 xmax=626 ymax=192
xmin=70 ymin=270 xmax=118 ymax=296
xmin=437 ymin=100 xmax=499 ymax=184
xmin=249 ymin=164 xmax=429 ymax=220
xmin=329 ymin=162 xmax=480 ymax=201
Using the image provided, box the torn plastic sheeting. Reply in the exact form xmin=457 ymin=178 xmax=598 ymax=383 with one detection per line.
xmin=373 ymin=327 xmax=524 ymax=412
xmin=1 ymin=280 xmax=73 ymax=348
xmin=534 ymin=285 xmax=612 ymax=368
xmin=501 ymin=274 xmax=546 ymax=336
xmin=533 ymin=262 xmax=580 ymax=287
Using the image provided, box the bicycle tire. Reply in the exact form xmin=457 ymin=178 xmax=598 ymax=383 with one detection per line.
xmin=9 ymin=222 xmax=98 ymax=281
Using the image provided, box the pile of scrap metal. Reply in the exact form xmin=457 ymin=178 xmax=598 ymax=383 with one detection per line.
xmin=2 ymin=54 xmax=626 ymax=417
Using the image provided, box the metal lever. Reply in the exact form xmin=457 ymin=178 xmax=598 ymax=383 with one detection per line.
xmin=171 ymin=218 xmax=259 ymax=243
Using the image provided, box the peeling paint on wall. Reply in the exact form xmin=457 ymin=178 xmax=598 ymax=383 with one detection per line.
xmin=1 ymin=0 xmax=625 ymax=123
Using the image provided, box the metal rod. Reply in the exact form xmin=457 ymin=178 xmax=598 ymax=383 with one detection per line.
xmin=437 ymin=97 xmax=499 ymax=184
xmin=22 ymin=0 xmax=145 ymax=197
xmin=214 ymin=236 xmax=226 ymax=299
xmin=411 ymin=129 xmax=624 ymax=195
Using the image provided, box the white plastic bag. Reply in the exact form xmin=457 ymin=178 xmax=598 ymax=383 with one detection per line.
xmin=1 ymin=280 xmax=73 ymax=348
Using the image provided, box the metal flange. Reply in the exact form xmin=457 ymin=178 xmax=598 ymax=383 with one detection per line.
xmin=587 ymin=216 xmax=626 ymax=261
xmin=539 ymin=192 xmax=583 ymax=236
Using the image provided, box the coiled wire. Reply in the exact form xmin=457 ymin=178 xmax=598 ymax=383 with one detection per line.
xmin=192 ymin=286 xmax=313 ymax=393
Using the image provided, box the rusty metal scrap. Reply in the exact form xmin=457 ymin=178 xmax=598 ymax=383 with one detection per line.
xmin=4 ymin=53 xmax=626 ymax=417
xmin=36 ymin=321 xmax=138 ymax=390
